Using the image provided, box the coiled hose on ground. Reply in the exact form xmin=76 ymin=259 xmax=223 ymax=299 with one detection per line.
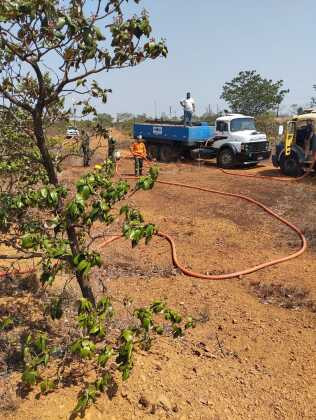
xmin=0 ymin=161 xmax=308 ymax=279
xmin=100 ymin=163 xmax=307 ymax=280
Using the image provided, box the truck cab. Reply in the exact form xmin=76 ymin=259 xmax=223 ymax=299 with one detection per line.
xmin=203 ymin=114 xmax=271 ymax=168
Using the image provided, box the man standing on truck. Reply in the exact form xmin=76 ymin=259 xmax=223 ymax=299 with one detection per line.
xmin=131 ymin=135 xmax=147 ymax=176
xmin=180 ymin=92 xmax=196 ymax=127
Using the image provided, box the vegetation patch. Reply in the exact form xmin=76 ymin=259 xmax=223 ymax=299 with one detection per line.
xmin=250 ymin=281 xmax=316 ymax=312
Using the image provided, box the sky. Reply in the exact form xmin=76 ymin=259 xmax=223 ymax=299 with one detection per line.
xmin=80 ymin=0 xmax=316 ymax=117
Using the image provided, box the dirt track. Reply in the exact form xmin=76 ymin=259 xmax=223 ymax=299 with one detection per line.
xmin=2 ymin=131 xmax=316 ymax=419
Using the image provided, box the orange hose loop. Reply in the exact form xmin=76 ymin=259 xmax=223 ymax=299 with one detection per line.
xmin=3 ymin=161 xmax=308 ymax=280
xmin=99 ymin=177 xmax=307 ymax=280
xmin=220 ymin=168 xmax=309 ymax=182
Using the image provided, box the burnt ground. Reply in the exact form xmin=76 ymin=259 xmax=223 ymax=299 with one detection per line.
xmin=1 ymin=130 xmax=316 ymax=419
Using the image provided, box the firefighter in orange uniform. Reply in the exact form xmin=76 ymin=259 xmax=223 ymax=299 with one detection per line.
xmin=130 ymin=135 xmax=147 ymax=176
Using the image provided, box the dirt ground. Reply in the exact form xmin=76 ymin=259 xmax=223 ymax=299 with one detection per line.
xmin=1 ymin=130 xmax=316 ymax=419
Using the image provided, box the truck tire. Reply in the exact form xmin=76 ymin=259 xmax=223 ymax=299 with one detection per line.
xmin=147 ymin=144 xmax=159 ymax=161
xmin=279 ymin=153 xmax=304 ymax=177
xmin=217 ymin=148 xmax=235 ymax=168
xmin=159 ymin=145 xmax=176 ymax=162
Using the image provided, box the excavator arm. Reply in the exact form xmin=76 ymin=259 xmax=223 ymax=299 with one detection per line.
xmin=285 ymin=121 xmax=295 ymax=156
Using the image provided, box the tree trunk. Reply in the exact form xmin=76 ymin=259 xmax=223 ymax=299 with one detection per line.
xmin=66 ymin=223 xmax=96 ymax=306
xmin=33 ymin=113 xmax=96 ymax=306
xmin=33 ymin=114 xmax=59 ymax=185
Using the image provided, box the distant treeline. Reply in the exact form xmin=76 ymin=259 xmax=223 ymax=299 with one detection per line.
xmin=46 ymin=111 xmax=285 ymax=143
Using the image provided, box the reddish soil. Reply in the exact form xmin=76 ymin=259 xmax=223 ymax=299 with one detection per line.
xmin=1 ymin=130 xmax=316 ymax=419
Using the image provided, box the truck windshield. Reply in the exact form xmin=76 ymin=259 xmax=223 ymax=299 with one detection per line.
xmin=230 ymin=118 xmax=256 ymax=132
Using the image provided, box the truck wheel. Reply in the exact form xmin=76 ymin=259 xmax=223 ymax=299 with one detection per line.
xmin=279 ymin=153 xmax=304 ymax=177
xmin=217 ymin=148 xmax=235 ymax=168
xmin=159 ymin=145 xmax=176 ymax=162
xmin=147 ymin=144 xmax=159 ymax=161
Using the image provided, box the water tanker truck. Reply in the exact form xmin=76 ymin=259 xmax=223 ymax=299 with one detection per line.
xmin=133 ymin=114 xmax=271 ymax=168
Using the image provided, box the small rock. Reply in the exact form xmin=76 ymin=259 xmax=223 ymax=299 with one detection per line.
xmin=218 ymin=325 xmax=223 ymax=331
xmin=158 ymin=395 xmax=172 ymax=411
xmin=232 ymin=319 xmax=237 ymax=324
xmin=121 ymin=389 xmax=128 ymax=398
xmin=139 ymin=395 xmax=150 ymax=408
xmin=150 ymin=404 xmax=156 ymax=414
xmin=155 ymin=362 xmax=162 ymax=371
xmin=205 ymin=353 xmax=217 ymax=359
xmin=199 ymin=398 xmax=209 ymax=406
xmin=172 ymin=404 xmax=179 ymax=412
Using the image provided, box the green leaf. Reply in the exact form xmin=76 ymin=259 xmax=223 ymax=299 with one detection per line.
xmin=97 ymin=347 xmax=113 ymax=367
xmin=74 ymin=392 xmax=90 ymax=414
xmin=79 ymin=298 xmax=93 ymax=314
xmin=40 ymin=188 xmax=48 ymax=199
xmin=154 ymin=325 xmax=164 ymax=335
xmin=150 ymin=300 xmax=165 ymax=313
xmin=50 ymin=190 xmax=58 ymax=204
xmin=67 ymin=202 xmax=79 ymax=220
xmin=95 ymin=373 xmax=111 ymax=392
xmin=122 ymin=329 xmax=133 ymax=343
xmin=73 ymin=254 xmax=82 ymax=266
xmin=80 ymin=185 xmax=91 ymax=200
xmin=142 ymin=317 xmax=151 ymax=331
xmin=82 ymin=262 xmax=91 ymax=277
xmin=22 ymin=369 xmax=38 ymax=386
xmin=50 ymin=298 xmax=63 ymax=320
xmin=120 ymin=205 xmax=129 ymax=215
xmin=172 ymin=326 xmax=184 ymax=338
xmin=71 ymin=338 xmax=96 ymax=359
xmin=122 ymin=367 xmax=131 ymax=381
xmin=56 ymin=17 xmax=66 ymax=30
xmin=184 ymin=315 xmax=196 ymax=329
xmin=21 ymin=234 xmax=34 ymax=249
xmin=40 ymin=379 xmax=55 ymax=394
xmin=40 ymin=271 xmax=54 ymax=286
xmin=77 ymin=259 xmax=88 ymax=272
xmin=0 ymin=317 xmax=14 ymax=331
xmin=70 ymin=339 xmax=82 ymax=354
xmin=34 ymin=334 xmax=48 ymax=353
xmin=94 ymin=27 xmax=105 ymax=41
xmin=89 ymin=324 xmax=100 ymax=335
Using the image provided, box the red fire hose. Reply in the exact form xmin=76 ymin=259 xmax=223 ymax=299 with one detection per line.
xmin=219 ymin=168 xmax=309 ymax=182
xmin=1 ymin=159 xmax=308 ymax=280
xmin=100 ymin=176 xmax=307 ymax=280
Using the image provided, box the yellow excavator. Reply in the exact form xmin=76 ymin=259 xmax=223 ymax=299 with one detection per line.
xmin=272 ymin=109 xmax=316 ymax=176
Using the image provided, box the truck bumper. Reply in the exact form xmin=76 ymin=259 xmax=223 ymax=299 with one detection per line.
xmin=236 ymin=150 xmax=271 ymax=165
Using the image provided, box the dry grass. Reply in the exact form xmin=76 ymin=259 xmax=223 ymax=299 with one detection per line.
xmin=250 ymin=281 xmax=316 ymax=312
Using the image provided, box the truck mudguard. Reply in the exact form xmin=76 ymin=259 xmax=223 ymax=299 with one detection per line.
xmin=218 ymin=142 xmax=238 ymax=155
